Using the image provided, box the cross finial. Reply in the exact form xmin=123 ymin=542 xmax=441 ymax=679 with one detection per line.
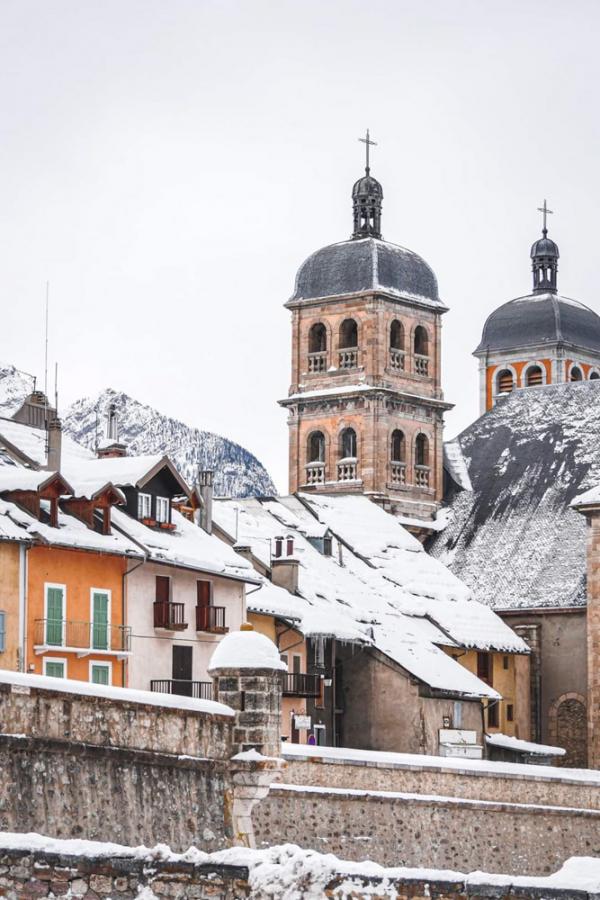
xmin=537 ymin=199 xmax=554 ymax=236
xmin=359 ymin=129 xmax=377 ymax=175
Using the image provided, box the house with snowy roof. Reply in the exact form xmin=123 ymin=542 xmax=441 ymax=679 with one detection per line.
xmin=212 ymin=492 xmax=529 ymax=756
xmin=429 ymin=220 xmax=600 ymax=768
xmin=0 ymin=392 xmax=259 ymax=693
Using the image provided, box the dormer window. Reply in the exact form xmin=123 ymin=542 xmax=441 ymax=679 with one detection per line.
xmin=138 ymin=492 xmax=152 ymax=519
xmin=156 ymin=496 xmax=170 ymax=524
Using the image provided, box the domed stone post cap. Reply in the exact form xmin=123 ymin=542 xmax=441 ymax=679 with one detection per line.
xmin=209 ymin=628 xmax=286 ymax=759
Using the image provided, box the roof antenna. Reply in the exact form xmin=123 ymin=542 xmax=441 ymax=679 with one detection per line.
xmin=44 ymin=282 xmax=50 ymax=455
xmin=54 ymin=362 xmax=59 ymax=416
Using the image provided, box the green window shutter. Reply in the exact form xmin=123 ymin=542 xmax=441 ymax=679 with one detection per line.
xmin=46 ymin=588 xmax=63 ymax=646
xmin=45 ymin=661 xmax=64 ymax=678
xmin=91 ymin=664 xmax=109 ymax=685
xmin=92 ymin=592 xmax=109 ymax=650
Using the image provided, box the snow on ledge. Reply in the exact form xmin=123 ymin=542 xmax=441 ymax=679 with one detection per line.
xmin=486 ymin=732 xmax=566 ymax=757
xmin=281 ymin=741 xmax=599 ymax=783
xmin=208 ymin=629 xmax=287 ymax=672
xmin=0 ymin=833 xmax=599 ymax=891
xmin=0 ymin=670 xmax=234 ymax=717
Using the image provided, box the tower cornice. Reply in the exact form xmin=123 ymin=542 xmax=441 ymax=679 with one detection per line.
xmin=285 ymin=289 xmax=448 ymax=315
xmin=279 ymin=384 xmax=453 ymax=412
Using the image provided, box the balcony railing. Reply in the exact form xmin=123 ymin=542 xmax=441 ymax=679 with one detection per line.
xmin=389 ymin=349 xmax=405 ymax=371
xmin=390 ymin=462 xmax=406 ymax=485
xmin=196 ymin=605 xmax=227 ymax=634
xmin=154 ymin=601 xmax=187 ymax=631
xmin=338 ymin=348 xmax=358 ymax=369
xmin=33 ymin=619 xmax=131 ymax=653
xmin=283 ymin=672 xmax=321 ymax=697
xmin=305 ymin=463 xmax=325 ymax=485
xmin=337 ymin=460 xmax=358 ymax=482
xmin=415 ymin=465 xmax=430 ymax=487
xmin=415 ymin=354 xmax=429 ymax=376
xmin=308 ymin=352 xmax=327 ymax=373
xmin=150 ymin=679 xmax=213 ymax=700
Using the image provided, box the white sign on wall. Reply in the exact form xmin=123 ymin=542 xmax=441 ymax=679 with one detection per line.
xmin=294 ymin=715 xmax=311 ymax=730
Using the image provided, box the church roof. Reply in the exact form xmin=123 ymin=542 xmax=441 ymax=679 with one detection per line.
xmin=474 ymin=292 xmax=600 ymax=355
xmin=290 ymin=237 xmax=443 ymax=306
xmin=428 ymin=381 xmax=600 ymax=611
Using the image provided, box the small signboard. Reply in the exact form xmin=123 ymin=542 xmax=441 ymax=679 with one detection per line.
xmin=294 ymin=715 xmax=311 ymax=729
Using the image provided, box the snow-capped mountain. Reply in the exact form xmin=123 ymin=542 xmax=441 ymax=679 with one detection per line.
xmin=0 ymin=365 xmax=275 ymax=498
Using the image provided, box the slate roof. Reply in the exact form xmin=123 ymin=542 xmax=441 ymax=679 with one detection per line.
xmin=428 ymin=381 xmax=600 ymax=611
xmin=475 ymin=293 xmax=600 ymax=355
xmin=290 ymin=237 xmax=442 ymax=305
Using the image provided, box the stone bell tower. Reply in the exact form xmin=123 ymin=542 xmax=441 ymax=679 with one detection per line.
xmin=279 ymin=133 xmax=451 ymax=523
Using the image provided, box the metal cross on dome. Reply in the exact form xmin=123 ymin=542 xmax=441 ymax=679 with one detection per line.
xmin=359 ymin=129 xmax=377 ymax=175
xmin=537 ymin=199 xmax=554 ymax=236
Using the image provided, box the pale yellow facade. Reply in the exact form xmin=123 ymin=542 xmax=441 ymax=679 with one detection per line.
xmin=0 ymin=542 xmax=22 ymax=672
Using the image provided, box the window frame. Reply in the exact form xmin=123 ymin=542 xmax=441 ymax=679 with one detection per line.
xmin=90 ymin=588 xmax=111 ymax=651
xmin=44 ymin=582 xmax=66 ymax=647
xmin=138 ymin=492 xmax=152 ymax=519
xmin=155 ymin=496 xmax=170 ymax=524
xmin=43 ymin=656 xmax=67 ymax=678
xmin=89 ymin=660 xmax=112 ymax=686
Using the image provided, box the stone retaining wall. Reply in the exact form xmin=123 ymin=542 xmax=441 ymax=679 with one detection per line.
xmin=0 ymin=681 xmax=231 ymax=759
xmin=282 ymin=750 xmax=600 ymax=811
xmin=253 ymin=784 xmax=600 ymax=875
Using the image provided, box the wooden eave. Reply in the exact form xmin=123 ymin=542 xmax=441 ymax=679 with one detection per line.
xmin=136 ymin=455 xmax=192 ymax=500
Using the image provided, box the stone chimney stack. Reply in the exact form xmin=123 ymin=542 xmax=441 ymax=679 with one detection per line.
xmin=198 ymin=470 xmax=214 ymax=535
xmin=209 ymin=624 xmax=285 ymax=757
xmin=270 ymin=535 xmax=299 ymax=594
xmin=46 ymin=416 xmax=62 ymax=472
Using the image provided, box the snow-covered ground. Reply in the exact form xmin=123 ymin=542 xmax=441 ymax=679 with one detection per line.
xmin=1 ymin=833 xmax=599 ymax=896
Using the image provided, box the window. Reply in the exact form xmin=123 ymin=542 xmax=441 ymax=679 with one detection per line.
xmin=477 ymin=651 xmax=492 ymax=685
xmin=0 ymin=611 xmax=5 ymax=652
xmin=526 ymin=365 xmax=543 ymax=387
xmin=323 ymin=536 xmax=332 ymax=557
xmin=340 ymin=427 xmax=357 ymax=459
xmin=292 ymin=654 xmax=302 ymax=674
xmin=390 ymin=320 xmax=404 ymax=350
xmin=90 ymin=662 xmax=111 ymax=686
xmin=507 ymin=703 xmax=514 ymax=723
xmin=570 ymin=366 xmax=583 ymax=382
xmin=197 ymin=580 xmax=212 ymax=607
xmin=280 ymin=653 xmax=289 ymax=669
xmin=91 ymin=590 xmax=110 ymax=651
xmin=503 ymin=655 xmax=510 ymax=670
xmin=155 ymin=575 xmax=170 ymax=603
xmin=339 ymin=318 xmax=358 ymax=349
xmin=138 ymin=492 xmax=152 ymax=519
xmin=308 ymin=431 xmax=325 ymax=463
xmin=314 ymin=724 xmax=327 ymax=746
xmin=44 ymin=658 xmax=66 ymax=678
xmin=156 ymin=496 xmax=170 ymax=524
xmin=590 ymin=371 xmax=600 ymax=381
xmin=453 ymin=701 xmax=463 ymax=729
xmin=45 ymin=585 xmax=65 ymax=646
xmin=391 ymin=429 xmax=405 ymax=462
xmin=314 ymin=637 xmax=325 ymax=668
xmin=414 ymin=325 xmax=429 ymax=356
xmin=487 ymin=702 xmax=499 ymax=728
xmin=497 ymin=369 xmax=514 ymax=394
xmin=415 ymin=434 xmax=429 ymax=467
xmin=309 ymin=323 xmax=327 ymax=353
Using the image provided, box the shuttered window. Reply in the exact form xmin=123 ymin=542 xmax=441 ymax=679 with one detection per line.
xmin=92 ymin=592 xmax=109 ymax=650
xmin=44 ymin=660 xmax=65 ymax=678
xmin=197 ymin=580 xmax=212 ymax=607
xmin=45 ymin=587 xmax=64 ymax=646
xmin=156 ymin=576 xmax=170 ymax=603
xmin=91 ymin=664 xmax=110 ymax=685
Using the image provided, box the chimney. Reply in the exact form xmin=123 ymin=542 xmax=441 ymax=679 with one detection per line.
xmin=46 ymin=416 xmax=62 ymax=471
xmin=97 ymin=402 xmax=127 ymax=459
xmin=270 ymin=535 xmax=299 ymax=594
xmin=198 ymin=469 xmax=214 ymax=534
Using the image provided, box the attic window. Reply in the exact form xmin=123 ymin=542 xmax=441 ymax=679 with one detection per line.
xmin=138 ymin=493 xmax=152 ymax=519
xmin=323 ymin=536 xmax=332 ymax=557
xmin=156 ymin=496 xmax=170 ymax=524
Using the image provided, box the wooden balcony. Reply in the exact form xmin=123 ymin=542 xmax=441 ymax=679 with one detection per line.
xmin=153 ymin=601 xmax=188 ymax=631
xmin=282 ymin=673 xmax=321 ymax=697
xmin=196 ymin=605 xmax=227 ymax=634
xmin=33 ymin=619 xmax=131 ymax=656
xmin=150 ymin=679 xmax=213 ymax=700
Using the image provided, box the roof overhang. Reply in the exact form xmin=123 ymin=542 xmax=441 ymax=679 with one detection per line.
xmin=285 ymin=288 xmax=448 ymax=315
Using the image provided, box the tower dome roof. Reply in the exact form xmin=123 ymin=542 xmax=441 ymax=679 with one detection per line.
xmin=290 ymin=237 xmax=441 ymax=304
xmin=352 ymin=174 xmax=383 ymax=199
xmin=531 ymin=235 xmax=559 ymax=259
xmin=475 ymin=293 xmax=600 ymax=354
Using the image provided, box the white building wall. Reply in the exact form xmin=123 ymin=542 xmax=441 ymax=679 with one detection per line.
xmin=125 ymin=561 xmax=246 ymax=691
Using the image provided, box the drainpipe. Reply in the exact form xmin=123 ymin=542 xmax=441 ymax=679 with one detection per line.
xmin=121 ymin=556 xmax=145 ymax=687
xmin=18 ymin=544 xmax=28 ymax=673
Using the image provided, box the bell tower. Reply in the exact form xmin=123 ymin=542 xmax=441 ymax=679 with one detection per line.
xmin=279 ymin=135 xmax=452 ymax=524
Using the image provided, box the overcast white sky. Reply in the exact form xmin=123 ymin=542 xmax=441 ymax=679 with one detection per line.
xmin=1 ymin=0 xmax=599 ymax=491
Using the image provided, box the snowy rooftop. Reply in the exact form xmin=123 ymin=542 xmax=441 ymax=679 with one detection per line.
xmin=213 ymin=495 xmax=527 ymax=700
xmin=429 ymin=381 xmax=600 ymax=610
xmin=0 ymin=417 xmax=92 ymax=468
xmin=486 ymin=732 xmax=566 ymax=757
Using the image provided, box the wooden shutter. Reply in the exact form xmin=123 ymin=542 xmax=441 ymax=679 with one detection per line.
xmin=92 ymin=592 xmax=109 ymax=650
xmin=46 ymin=587 xmax=63 ymax=646
xmin=91 ymin=664 xmax=109 ymax=685
xmin=156 ymin=576 xmax=170 ymax=603
xmin=197 ymin=580 xmax=211 ymax=607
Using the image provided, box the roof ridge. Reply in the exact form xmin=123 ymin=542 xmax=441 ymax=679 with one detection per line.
xmin=550 ymin=293 xmax=563 ymax=343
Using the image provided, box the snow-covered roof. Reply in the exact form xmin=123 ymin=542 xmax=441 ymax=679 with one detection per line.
xmin=208 ymin=629 xmax=287 ymax=672
xmin=0 ymin=469 xmax=66 ymax=494
xmin=111 ymin=506 xmax=259 ymax=583
xmin=212 ymin=495 xmax=526 ymax=700
xmin=64 ymin=454 xmax=168 ymax=491
xmin=486 ymin=732 xmax=566 ymax=757
xmin=0 ymin=417 xmax=92 ymax=468
xmin=0 ymin=669 xmax=233 ymax=716
xmin=430 ymin=381 xmax=600 ymax=611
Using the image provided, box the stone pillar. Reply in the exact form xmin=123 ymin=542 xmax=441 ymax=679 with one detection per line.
xmin=209 ymin=625 xmax=285 ymax=758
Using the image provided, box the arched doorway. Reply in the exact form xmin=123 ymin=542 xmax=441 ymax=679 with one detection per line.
xmin=548 ymin=693 xmax=587 ymax=767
